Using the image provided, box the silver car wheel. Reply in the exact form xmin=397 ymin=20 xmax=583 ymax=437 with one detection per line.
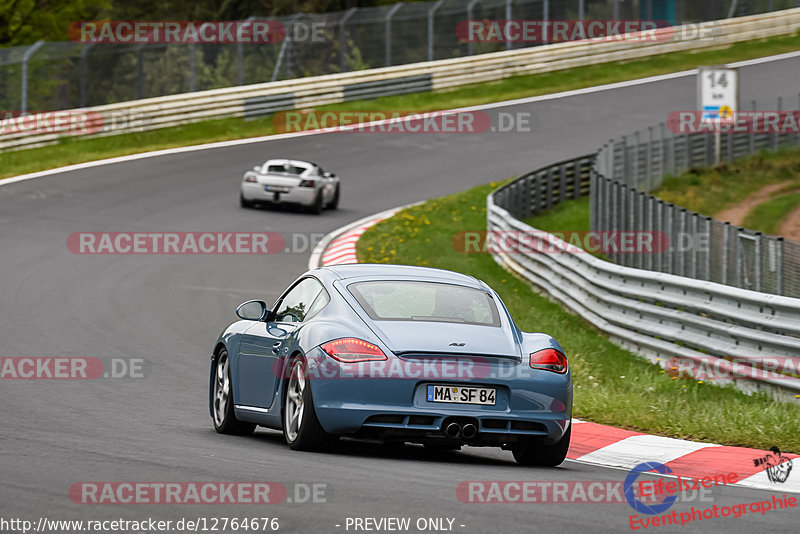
xmin=213 ymin=352 xmax=231 ymax=426
xmin=284 ymin=359 xmax=306 ymax=442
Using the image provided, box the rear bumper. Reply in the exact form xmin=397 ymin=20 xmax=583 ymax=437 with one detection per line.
xmin=304 ymin=349 xmax=572 ymax=443
xmin=241 ymin=183 xmax=316 ymax=205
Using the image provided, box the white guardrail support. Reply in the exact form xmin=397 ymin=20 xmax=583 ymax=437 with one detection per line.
xmin=2 ymin=8 xmax=800 ymax=152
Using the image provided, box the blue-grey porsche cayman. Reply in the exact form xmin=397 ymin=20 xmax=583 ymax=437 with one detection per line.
xmin=209 ymin=264 xmax=572 ymax=466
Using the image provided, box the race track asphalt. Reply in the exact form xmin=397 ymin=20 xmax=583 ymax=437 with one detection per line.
xmin=1 ymin=56 xmax=799 ymax=533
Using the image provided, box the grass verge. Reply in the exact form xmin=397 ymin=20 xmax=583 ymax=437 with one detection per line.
xmin=356 ymin=182 xmax=800 ymax=452
xmin=655 ymin=147 xmax=800 ymax=223
xmin=743 ymin=192 xmax=800 ymax=235
xmin=2 ymin=30 xmax=800 ymax=180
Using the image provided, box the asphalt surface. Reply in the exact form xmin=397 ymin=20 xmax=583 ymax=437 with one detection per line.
xmin=2 ymin=56 xmax=800 ymax=534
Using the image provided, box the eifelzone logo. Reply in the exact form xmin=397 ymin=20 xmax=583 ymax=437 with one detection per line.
xmin=753 ymin=447 xmax=793 ymax=484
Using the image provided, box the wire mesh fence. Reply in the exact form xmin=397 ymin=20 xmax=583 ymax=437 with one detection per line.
xmin=591 ymin=95 xmax=800 ymax=297
xmin=2 ymin=0 xmax=799 ymax=112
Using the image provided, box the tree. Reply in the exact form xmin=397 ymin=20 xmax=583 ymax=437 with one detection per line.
xmin=0 ymin=0 xmax=110 ymax=47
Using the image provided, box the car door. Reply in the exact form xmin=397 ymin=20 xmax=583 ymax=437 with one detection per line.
xmin=236 ymin=278 xmax=324 ymax=409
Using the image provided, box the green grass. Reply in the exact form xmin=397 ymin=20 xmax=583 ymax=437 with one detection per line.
xmin=743 ymin=192 xmax=800 ymax=235
xmin=356 ymin=182 xmax=800 ymax=452
xmin=655 ymin=147 xmax=800 ymax=221
xmin=3 ymin=30 xmax=800 ymax=180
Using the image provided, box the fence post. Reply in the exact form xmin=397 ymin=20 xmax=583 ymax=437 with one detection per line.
xmin=79 ymin=43 xmax=97 ymax=108
xmin=20 ymin=40 xmax=44 ymax=113
xmin=506 ymin=0 xmax=515 ymax=50
xmin=656 ymin=200 xmax=664 ymax=272
xmin=646 ymin=126 xmax=653 ymax=191
xmin=578 ymin=0 xmax=585 ymax=21
xmin=776 ymin=237 xmax=784 ymax=296
xmin=386 ymin=3 xmax=403 ymax=67
xmin=646 ymin=195 xmax=654 ymax=272
xmin=466 ymin=0 xmax=481 ymax=56
xmin=136 ymin=45 xmax=145 ymax=99
xmin=721 ymin=222 xmax=729 ymax=285
xmin=339 ymin=8 xmax=358 ymax=72
xmin=633 ymin=131 xmax=640 ymax=189
xmin=775 ymin=96 xmax=782 ymax=151
xmin=428 ymin=0 xmax=445 ymax=62
xmin=754 ymin=233 xmax=762 ymax=292
xmin=705 ymin=217 xmax=712 ymax=281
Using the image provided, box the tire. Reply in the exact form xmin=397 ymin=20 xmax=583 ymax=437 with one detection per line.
xmin=212 ymin=349 xmax=256 ymax=435
xmin=240 ymin=193 xmax=253 ymax=209
xmin=327 ymin=184 xmax=340 ymax=210
xmin=512 ymin=426 xmax=571 ymax=466
xmin=283 ymin=356 xmax=332 ymax=451
xmin=308 ymin=191 xmax=323 ymax=215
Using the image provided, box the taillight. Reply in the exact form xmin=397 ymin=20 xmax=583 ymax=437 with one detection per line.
xmin=321 ymin=338 xmax=387 ymax=362
xmin=244 ymin=175 xmax=258 ymax=183
xmin=530 ymin=348 xmax=568 ymax=374
xmin=299 ymin=179 xmax=316 ymax=187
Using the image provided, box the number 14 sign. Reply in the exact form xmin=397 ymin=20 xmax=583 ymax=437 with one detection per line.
xmin=698 ymin=66 xmax=739 ymax=122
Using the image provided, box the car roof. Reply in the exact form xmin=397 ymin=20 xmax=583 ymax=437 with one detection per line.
xmin=318 ymin=264 xmax=486 ymax=289
xmin=263 ymin=159 xmax=316 ymax=168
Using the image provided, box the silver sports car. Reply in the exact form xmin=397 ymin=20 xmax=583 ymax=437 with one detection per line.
xmin=240 ymin=159 xmax=340 ymax=214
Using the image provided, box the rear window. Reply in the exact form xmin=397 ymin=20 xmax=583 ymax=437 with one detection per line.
xmin=266 ymin=164 xmax=307 ymax=175
xmin=348 ymin=281 xmax=500 ymax=327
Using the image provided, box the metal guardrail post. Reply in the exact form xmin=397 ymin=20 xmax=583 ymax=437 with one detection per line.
xmin=613 ymin=0 xmax=619 ymax=20
xmin=20 ymin=40 xmax=44 ymax=113
xmin=428 ymin=0 xmax=445 ymax=62
xmin=578 ymin=0 xmax=585 ymax=21
xmin=339 ymin=8 xmax=358 ymax=72
xmin=775 ymin=96 xmax=783 ymax=151
xmin=505 ymin=0 xmax=514 ymax=50
xmin=386 ymin=3 xmax=403 ymax=67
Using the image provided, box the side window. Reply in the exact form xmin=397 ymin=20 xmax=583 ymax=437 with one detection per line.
xmin=274 ymin=278 xmax=323 ymax=323
xmin=305 ymin=290 xmax=330 ymax=321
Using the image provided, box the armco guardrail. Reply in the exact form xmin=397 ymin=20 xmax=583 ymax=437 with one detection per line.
xmin=3 ymin=8 xmax=800 ymax=152
xmin=488 ymin=158 xmax=800 ymax=402
xmin=591 ymin=97 xmax=800 ymax=297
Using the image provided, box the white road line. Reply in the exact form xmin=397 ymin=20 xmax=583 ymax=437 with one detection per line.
xmin=5 ymin=50 xmax=800 ymax=188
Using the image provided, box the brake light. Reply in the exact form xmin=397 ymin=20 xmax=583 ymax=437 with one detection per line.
xmin=299 ymin=179 xmax=316 ymax=187
xmin=321 ymin=338 xmax=387 ymax=362
xmin=529 ymin=348 xmax=568 ymax=374
xmin=244 ymin=175 xmax=258 ymax=183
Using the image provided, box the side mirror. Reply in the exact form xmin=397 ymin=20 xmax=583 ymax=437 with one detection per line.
xmin=324 ymin=171 xmax=336 ymax=178
xmin=253 ymin=165 xmax=261 ymax=173
xmin=236 ymin=300 xmax=269 ymax=321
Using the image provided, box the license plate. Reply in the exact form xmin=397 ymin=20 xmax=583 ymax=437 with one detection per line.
xmin=427 ymin=384 xmax=496 ymax=405
xmin=264 ymin=185 xmax=289 ymax=193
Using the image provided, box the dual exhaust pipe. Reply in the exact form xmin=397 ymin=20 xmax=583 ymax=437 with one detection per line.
xmin=445 ymin=422 xmax=478 ymax=440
